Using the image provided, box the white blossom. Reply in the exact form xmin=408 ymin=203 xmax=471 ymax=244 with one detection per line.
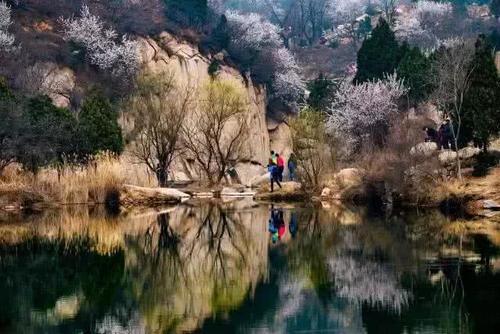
xmin=394 ymin=1 xmax=452 ymax=48
xmin=225 ymin=10 xmax=282 ymax=51
xmin=0 ymin=1 xmax=16 ymax=52
xmin=61 ymin=5 xmax=139 ymax=77
xmin=415 ymin=0 xmax=452 ymax=18
xmin=271 ymin=47 xmax=306 ymax=102
xmin=327 ymin=74 xmax=407 ymax=153
xmin=225 ymin=10 xmax=304 ymax=108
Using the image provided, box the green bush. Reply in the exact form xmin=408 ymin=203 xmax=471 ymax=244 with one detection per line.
xmin=78 ymin=92 xmax=124 ymax=156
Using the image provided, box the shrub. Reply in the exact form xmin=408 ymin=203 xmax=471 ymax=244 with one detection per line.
xmin=78 ymin=91 xmax=124 ymax=157
xmin=327 ymin=74 xmax=407 ymax=156
xmin=225 ymin=11 xmax=305 ymax=110
xmin=17 ymin=95 xmax=77 ymax=174
xmin=60 ymin=5 xmax=139 ymax=78
xmin=0 ymin=1 xmax=16 ymax=52
xmin=290 ymin=107 xmax=336 ymax=191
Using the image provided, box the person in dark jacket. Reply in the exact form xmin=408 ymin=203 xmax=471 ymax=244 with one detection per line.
xmin=438 ymin=121 xmax=451 ymax=150
xmin=267 ymin=159 xmax=282 ymax=192
xmin=288 ymin=153 xmax=297 ymax=181
xmin=423 ymin=126 xmax=438 ymax=144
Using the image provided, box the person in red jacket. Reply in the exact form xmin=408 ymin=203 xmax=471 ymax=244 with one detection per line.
xmin=276 ymin=153 xmax=285 ymax=182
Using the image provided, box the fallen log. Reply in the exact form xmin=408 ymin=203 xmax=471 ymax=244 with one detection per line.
xmin=120 ymin=185 xmax=190 ymax=207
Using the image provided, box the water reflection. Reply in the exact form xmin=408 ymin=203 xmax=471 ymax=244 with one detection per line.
xmin=0 ymin=203 xmax=498 ymax=333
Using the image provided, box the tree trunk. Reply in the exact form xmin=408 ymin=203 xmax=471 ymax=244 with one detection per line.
xmin=454 ymin=137 xmax=462 ymax=181
xmin=156 ymin=167 xmax=168 ymax=187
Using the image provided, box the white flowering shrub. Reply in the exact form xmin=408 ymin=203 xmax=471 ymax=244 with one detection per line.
xmin=327 ymin=74 xmax=407 ymax=154
xmin=0 ymin=1 xmax=16 ymax=52
xmin=225 ymin=11 xmax=282 ymax=51
xmin=270 ymin=47 xmax=306 ymax=103
xmin=415 ymin=0 xmax=453 ymax=18
xmin=395 ymin=1 xmax=452 ymax=48
xmin=225 ymin=11 xmax=304 ymax=109
xmin=61 ymin=5 xmax=139 ymax=77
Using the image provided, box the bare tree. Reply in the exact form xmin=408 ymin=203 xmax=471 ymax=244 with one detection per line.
xmin=128 ymin=72 xmax=192 ymax=187
xmin=290 ymin=107 xmax=336 ymax=190
xmin=432 ymin=39 xmax=476 ymax=180
xmin=182 ymin=79 xmax=249 ymax=185
xmin=379 ymin=0 xmax=399 ymax=25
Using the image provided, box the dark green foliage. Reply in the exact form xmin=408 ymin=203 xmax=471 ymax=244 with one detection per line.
xmin=357 ymin=16 xmax=372 ymax=41
xmin=307 ymin=74 xmax=337 ymax=111
xmin=209 ymin=15 xmax=230 ymax=52
xmin=472 ymin=152 xmax=499 ymax=176
xmin=164 ymin=0 xmax=208 ymax=26
xmin=354 ymin=18 xmax=400 ymax=83
xmin=491 ymin=0 xmax=500 ymax=18
xmin=462 ymin=35 xmax=500 ymax=151
xmin=397 ymin=47 xmax=434 ymax=104
xmin=0 ymin=79 xmax=124 ymax=175
xmin=78 ymin=92 xmax=124 ymax=156
xmin=208 ymin=59 xmax=221 ymax=77
xmin=489 ymin=29 xmax=500 ymax=50
xmin=18 ymin=96 xmax=77 ymax=173
xmin=0 ymin=80 xmax=21 ymax=172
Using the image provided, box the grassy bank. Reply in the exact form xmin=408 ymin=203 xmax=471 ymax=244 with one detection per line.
xmin=0 ymin=155 xmax=156 ymax=210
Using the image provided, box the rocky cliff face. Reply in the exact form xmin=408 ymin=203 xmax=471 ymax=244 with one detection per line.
xmin=496 ymin=51 xmax=500 ymax=74
xmin=31 ymin=31 xmax=292 ymax=185
xmin=135 ymin=32 xmax=276 ymax=184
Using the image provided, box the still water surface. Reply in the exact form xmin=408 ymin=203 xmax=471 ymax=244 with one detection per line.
xmin=0 ymin=201 xmax=499 ymax=334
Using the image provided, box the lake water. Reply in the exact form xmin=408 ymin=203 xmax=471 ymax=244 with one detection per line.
xmin=0 ymin=200 xmax=499 ymax=334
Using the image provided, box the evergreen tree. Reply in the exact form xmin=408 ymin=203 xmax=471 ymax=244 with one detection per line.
xmin=462 ymin=35 xmax=500 ymax=151
xmin=209 ymin=14 xmax=230 ymax=52
xmin=165 ymin=0 xmax=207 ymax=26
xmin=307 ymin=74 xmax=337 ymax=111
xmin=354 ymin=18 xmax=400 ymax=83
xmin=78 ymin=92 xmax=124 ymax=156
xmin=397 ymin=46 xmax=433 ymax=105
xmin=0 ymin=79 xmax=20 ymax=173
xmin=357 ymin=16 xmax=372 ymax=41
xmin=491 ymin=0 xmax=500 ymax=18
xmin=19 ymin=96 xmax=77 ymax=173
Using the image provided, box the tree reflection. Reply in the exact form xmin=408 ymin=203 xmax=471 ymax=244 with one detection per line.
xmin=125 ymin=202 xmax=268 ymax=333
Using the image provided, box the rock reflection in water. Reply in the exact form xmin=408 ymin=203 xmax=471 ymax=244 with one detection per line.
xmin=0 ymin=202 xmax=498 ymax=333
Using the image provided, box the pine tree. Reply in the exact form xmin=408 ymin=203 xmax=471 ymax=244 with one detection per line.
xmin=462 ymin=35 xmax=500 ymax=151
xmin=210 ymin=14 xmax=230 ymax=52
xmin=491 ymin=0 xmax=500 ymax=18
xmin=354 ymin=18 xmax=400 ymax=83
xmin=165 ymin=0 xmax=207 ymax=26
xmin=397 ymin=46 xmax=433 ymax=105
xmin=78 ymin=92 xmax=123 ymax=156
xmin=307 ymin=74 xmax=337 ymax=111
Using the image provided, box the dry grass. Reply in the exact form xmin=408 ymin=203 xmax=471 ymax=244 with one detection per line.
xmin=0 ymin=153 xmax=156 ymax=207
xmin=354 ymin=115 xmax=445 ymax=206
xmin=435 ymin=167 xmax=500 ymax=203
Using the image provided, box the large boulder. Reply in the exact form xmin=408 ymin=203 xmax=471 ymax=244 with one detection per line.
xmin=120 ymin=185 xmax=190 ymax=207
xmin=248 ymin=172 xmax=271 ymax=188
xmin=255 ymin=182 xmax=306 ymax=201
xmin=438 ymin=147 xmax=481 ymax=165
xmin=410 ymin=142 xmax=438 ymax=157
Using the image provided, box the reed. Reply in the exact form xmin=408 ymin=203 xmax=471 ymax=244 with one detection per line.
xmin=0 ymin=153 xmax=155 ymax=206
